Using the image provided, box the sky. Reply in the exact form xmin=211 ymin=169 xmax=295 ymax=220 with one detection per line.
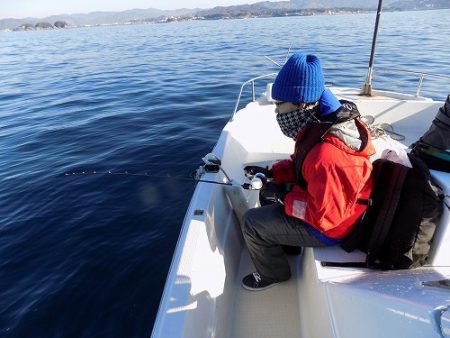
xmin=0 ymin=0 xmax=273 ymax=19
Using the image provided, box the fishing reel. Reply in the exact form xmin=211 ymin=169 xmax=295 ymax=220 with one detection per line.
xmin=242 ymin=172 xmax=267 ymax=190
xmin=196 ymin=153 xmax=268 ymax=190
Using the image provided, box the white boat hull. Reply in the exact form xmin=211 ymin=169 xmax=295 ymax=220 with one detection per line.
xmin=152 ymin=88 xmax=450 ymax=338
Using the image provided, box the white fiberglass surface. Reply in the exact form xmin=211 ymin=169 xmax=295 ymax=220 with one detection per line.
xmin=153 ymin=91 xmax=449 ymax=338
xmin=229 ymin=251 xmax=303 ymax=338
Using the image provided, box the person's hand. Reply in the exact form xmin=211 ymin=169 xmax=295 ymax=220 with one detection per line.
xmin=244 ymin=166 xmax=272 ymax=178
xmin=259 ymin=182 xmax=287 ymax=205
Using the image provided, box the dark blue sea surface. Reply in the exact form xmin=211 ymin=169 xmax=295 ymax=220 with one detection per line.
xmin=0 ymin=9 xmax=449 ymax=338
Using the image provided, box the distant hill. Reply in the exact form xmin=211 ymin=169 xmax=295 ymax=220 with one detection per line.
xmin=0 ymin=8 xmax=198 ymax=30
xmin=289 ymin=0 xmax=395 ymax=8
xmin=1 ymin=0 xmax=448 ymax=31
xmin=195 ymin=3 xmax=367 ymax=20
xmin=194 ymin=0 xmax=447 ymax=20
xmin=388 ymin=0 xmax=450 ymax=10
xmin=48 ymin=8 xmax=199 ymax=26
xmin=288 ymin=0 xmax=447 ymax=9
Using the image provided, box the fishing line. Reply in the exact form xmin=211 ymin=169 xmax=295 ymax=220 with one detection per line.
xmin=64 ymin=168 xmax=265 ymax=190
xmin=64 ymin=154 xmax=266 ymax=190
xmin=64 ymin=170 xmax=234 ymax=186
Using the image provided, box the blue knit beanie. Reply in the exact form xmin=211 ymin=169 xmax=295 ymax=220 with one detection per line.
xmin=272 ymin=53 xmax=325 ymax=103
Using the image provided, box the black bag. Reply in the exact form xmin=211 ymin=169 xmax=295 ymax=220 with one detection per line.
xmin=324 ymin=154 xmax=444 ymax=270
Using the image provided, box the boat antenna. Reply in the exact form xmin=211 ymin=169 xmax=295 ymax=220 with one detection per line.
xmin=361 ymin=0 xmax=383 ymax=96
xmin=264 ymin=55 xmax=282 ymax=67
xmin=284 ymin=44 xmax=292 ymax=63
xmin=264 ymin=44 xmax=293 ymax=68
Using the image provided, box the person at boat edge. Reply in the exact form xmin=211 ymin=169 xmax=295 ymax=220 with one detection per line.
xmin=241 ymin=52 xmax=375 ymax=291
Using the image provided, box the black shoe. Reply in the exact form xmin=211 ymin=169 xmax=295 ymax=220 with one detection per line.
xmin=242 ymin=272 xmax=277 ymax=291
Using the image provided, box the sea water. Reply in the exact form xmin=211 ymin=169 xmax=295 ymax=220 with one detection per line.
xmin=0 ymin=9 xmax=449 ymax=338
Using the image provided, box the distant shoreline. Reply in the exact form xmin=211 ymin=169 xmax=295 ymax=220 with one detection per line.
xmin=1 ymin=7 xmax=449 ymax=33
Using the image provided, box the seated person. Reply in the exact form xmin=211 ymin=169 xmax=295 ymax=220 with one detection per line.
xmin=241 ymin=53 xmax=375 ymax=291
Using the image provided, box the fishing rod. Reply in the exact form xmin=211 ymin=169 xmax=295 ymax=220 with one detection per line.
xmin=64 ymin=161 xmax=267 ymax=191
xmin=64 ymin=170 xmax=235 ymax=187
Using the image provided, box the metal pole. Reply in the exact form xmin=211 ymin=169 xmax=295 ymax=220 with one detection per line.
xmin=251 ymin=81 xmax=256 ymax=101
xmin=416 ymin=73 xmax=424 ymax=97
xmin=361 ymin=0 xmax=383 ymax=96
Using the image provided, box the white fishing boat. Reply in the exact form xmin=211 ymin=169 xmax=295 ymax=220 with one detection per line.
xmin=151 ymin=4 xmax=450 ymax=338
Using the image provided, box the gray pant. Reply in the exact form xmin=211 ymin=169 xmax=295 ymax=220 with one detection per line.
xmin=242 ymin=204 xmax=326 ymax=283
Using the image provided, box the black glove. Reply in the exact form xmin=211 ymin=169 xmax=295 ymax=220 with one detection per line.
xmin=244 ymin=165 xmax=272 ymax=179
xmin=259 ymin=182 xmax=288 ymax=206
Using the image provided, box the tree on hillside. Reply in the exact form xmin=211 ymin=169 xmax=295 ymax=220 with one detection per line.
xmin=54 ymin=21 xmax=69 ymax=28
xmin=35 ymin=22 xmax=54 ymax=29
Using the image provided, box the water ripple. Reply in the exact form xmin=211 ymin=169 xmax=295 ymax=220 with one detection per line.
xmin=0 ymin=10 xmax=449 ymax=338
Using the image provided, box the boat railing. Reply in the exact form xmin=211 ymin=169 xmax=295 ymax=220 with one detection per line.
xmin=231 ymin=67 xmax=450 ymax=120
xmin=231 ymin=72 xmax=277 ymax=120
xmin=373 ymin=67 xmax=450 ymax=97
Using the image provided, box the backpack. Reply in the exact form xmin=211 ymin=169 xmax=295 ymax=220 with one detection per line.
xmin=323 ymin=154 xmax=444 ymax=270
xmin=294 ymin=100 xmax=445 ymax=270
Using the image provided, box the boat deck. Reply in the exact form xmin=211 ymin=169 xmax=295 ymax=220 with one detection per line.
xmin=229 ymin=243 xmax=450 ymax=338
xmin=231 ymin=251 xmax=302 ymax=338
